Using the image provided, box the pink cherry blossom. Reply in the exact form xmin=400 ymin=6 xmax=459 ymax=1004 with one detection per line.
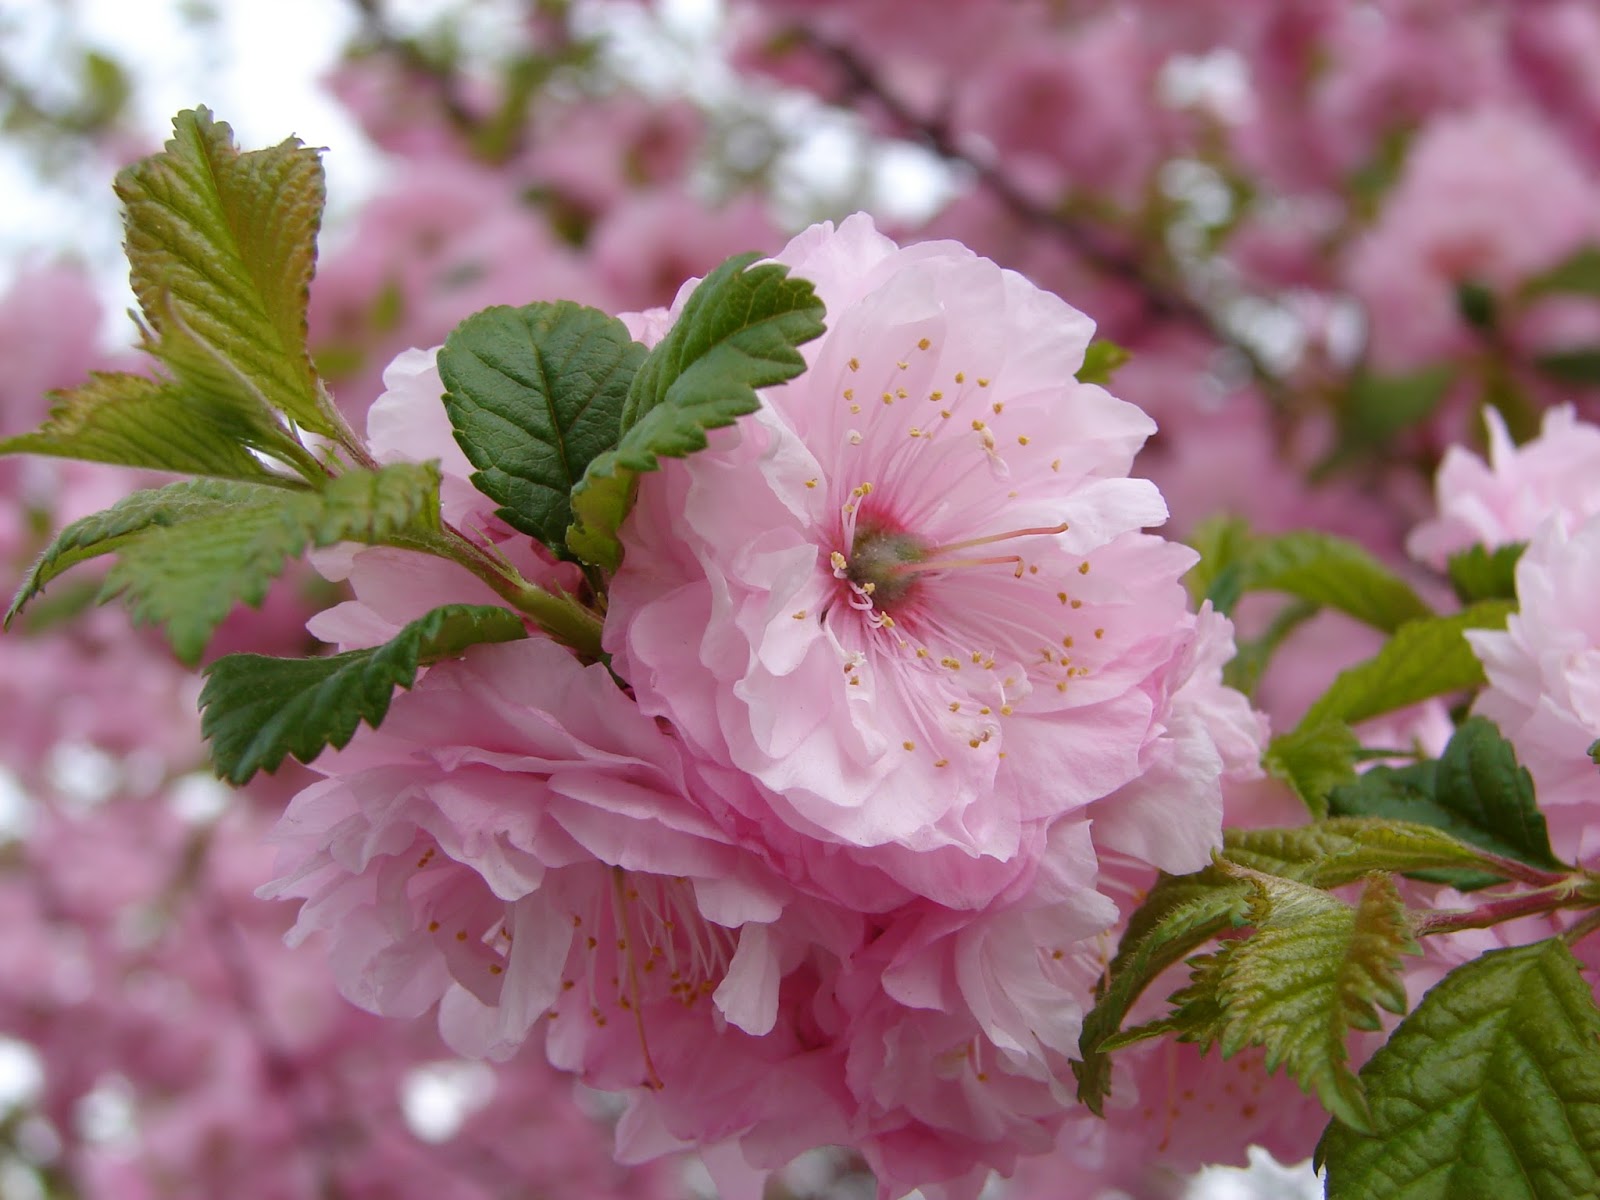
xmin=1408 ymin=405 xmax=1600 ymax=569
xmin=1466 ymin=515 xmax=1600 ymax=864
xmin=608 ymin=215 xmax=1261 ymax=910
xmin=1345 ymin=107 xmax=1600 ymax=372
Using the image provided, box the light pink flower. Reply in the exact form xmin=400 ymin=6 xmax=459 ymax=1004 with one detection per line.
xmin=1466 ymin=515 xmax=1600 ymax=863
xmin=1345 ymin=107 xmax=1600 ymax=372
xmin=608 ymin=216 xmax=1259 ymax=911
xmin=1408 ymin=405 xmax=1600 ymax=569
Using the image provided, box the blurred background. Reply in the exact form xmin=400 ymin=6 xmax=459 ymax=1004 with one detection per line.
xmin=4 ymin=0 xmax=1600 ymax=1196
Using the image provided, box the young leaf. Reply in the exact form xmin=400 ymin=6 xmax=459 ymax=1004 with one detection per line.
xmin=1446 ymin=542 xmax=1524 ymax=605
xmin=1209 ymin=870 xmax=1417 ymax=1132
xmin=1263 ymin=719 xmax=1362 ymax=817
xmin=1302 ymin=602 xmax=1515 ymax=730
xmin=200 ymin=604 xmax=527 ymax=783
xmin=1223 ymin=818 xmax=1501 ymax=889
xmin=1236 ymin=531 xmax=1433 ymax=633
xmin=8 ymin=479 xmax=270 ymax=624
xmin=1074 ymin=338 xmax=1130 ymax=385
xmin=115 ymin=107 xmax=333 ymax=435
xmin=566 ymin=253 xmax=825 ymax=570
xmin=104 ymin=462 xmax=440 ymax=664
xmin=0 ymin=372 xmax=299 ymax=483
xmin=1074 ymin=864 xmax=1252 ymax=1112
xmin=1329 ymin=719 xmax=1563 ymax=887
xmin=439 ymin=302 xmax=646 ymax=552
xmin=1320 ymin=939 xmax=1600 ymax=1198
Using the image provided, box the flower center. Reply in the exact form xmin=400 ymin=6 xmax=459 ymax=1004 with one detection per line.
xmin=846 ymin=522 xmax=928 ymax=606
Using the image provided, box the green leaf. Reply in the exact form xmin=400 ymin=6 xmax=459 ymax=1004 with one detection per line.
xmin=1074 ymin=865 xmax=1252 ymax=1113
xmin=1320 ymin=938 xmax=1600 ymax=1199
xmin=1223 ymin=818 xmax=1504 ymax=891
xmin=1074 ymin=338 xmax=1130 ymax=385
xmin=1303 ymin=602 xmax=1514 ymax=730
xmin=1264 ymin=719 xmax=1362 ymax=817
xmin=7 ymin=479 xmax=267 ymax=624
xmin=1340 ymin=366 xmax=1455 ymax=447
xmin=1522 ymin=244 xmax=1600 ymax=299
xmin=1534 ymin=348 xmax=1600 ymax=387
xmin=1328 ymin=719 xmax=1563 ymax=891
xmin=0 ymin=372 xmax=297 ymax=482
xmin=1207 ymin=870 xmax=1417 ymax=1132
xmin=1446 ymin=542 xmax=1525 ymax=606
xmin=200 ymin=603 xmax=527 ymax=783
xmin=566 ymin=253 xmax=826 ymax=570
xmin=438 ymin=302 xmax=646 ymax=552
xmin=1184 ymin=515 xmax=1255 ymax=614
xmin=103 ymin=462 xmax=440 ymax=664
xmin=1237 ymin=531 xmax=1433 ymax=633
xmin=115 ymin=107 xmax=332 ymax=435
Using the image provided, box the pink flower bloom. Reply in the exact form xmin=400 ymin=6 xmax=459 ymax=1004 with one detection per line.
xmin=1345 ymin=107 xmax=1600 ymax=372
xmin=1408 ymin=405 xmax=1600 ymax=569
xmin=1466 ymin=515 xmax=1600 ymax=864
xmin=608 ymin=215 xmax=1261 ymax=909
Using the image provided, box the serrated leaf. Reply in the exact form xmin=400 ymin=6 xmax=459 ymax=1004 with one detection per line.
xmin=1329 ymin=719 xmax=1563 ymax=890
xmin=439 ymin=302 xmax=646 ymax=552
xmin=7 ymin=479 xmax=268 ymax=624
xmin=1074 ymin=865 xmax=1252 ymax=1112
xmin=1303 ymin=602 xmax=1514 ymax=730
xmin=1320 ymin=938 xmax=1600 ymax=1198
xmin=1264 ymin=719 xmax=1362 ymax=817
xmin=566 ymin=253 xmax=825 ymax=570
xmin=1223 ymin=818 xmax=1499 ymax=891
xmin=1074 ymin=338 xmax=1130 ymax=385
xmin=103 ymin=462 xmax=440 ymax=664
xmin=1237 ymin=531 xmax=1433 ymax=633
xmin=0 ymin=372 xmax=294 ymax=482
xmin=200 ymin=604 xmax=526 ymax=783
xmin=1210 ymin=870 xmax=1417 ymax=1132
xmin=1446 ymin=542 xmax=1525 ymax=605
xmin=115 ymin=107 xmax=332 ymax=435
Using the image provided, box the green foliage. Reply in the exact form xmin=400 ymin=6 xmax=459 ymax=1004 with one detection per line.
xmin=115 ymin=107 xmax=333 ymax=436
xmin=8 ymin=479 xmax=270 ymax=623
xmin=1339 ymin=365 xmax=1455 ymax=450
xmin=1329 ymin=718 xmax=1563 ymax=889
xmin=1320 ymin=939 xmax=1600 ymax=1198
xmin=566 ymin=253 xmax=826 ymax=570
xmin=1074 ymin=338 xmax=1131 ymax=385
xmin=1196 ymin=870 xmax=1417 ymax=1132
xmin=1522 ymin=244 xmax=1600 ymax=298
xmin=1266 ymin=604 xmax=1514 ymax=814
xmin=1185 ymin=515 xmax=1255 ymax=613
xmin=1304 ymin=603 xmax=1513 ymax=729
xmin=1533 ymin=348 xmax=1600 ymax=387
xmin=200 ymin=604 xmax=527 ymax=783
xmin=79 ymin=464 xmax=438 ymax=664
xmin=0 ymin=372 xmax=303 ymax=483
xmin=1446 ymin=542 xmax=1525 ymax=605
xmin=1264 ymin=719 xmax=1362 ymax=817
xmin=439 ymin=301 xmax=646 ymax=553
xmin=1074 ymin=865 xmax=1252 ymax=1112
xmin=1223 ymin=819 xmax=1504 ymax=889
xmin=1236 ymin=530 xmax=1433 ymax=633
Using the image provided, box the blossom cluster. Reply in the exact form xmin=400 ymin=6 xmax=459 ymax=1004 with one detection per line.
xmin=268 ymin=215 xmax=1265 ymax=1198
